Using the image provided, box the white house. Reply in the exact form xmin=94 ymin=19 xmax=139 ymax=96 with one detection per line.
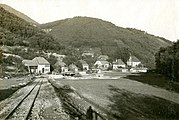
xmin=55 ymin=61 xmax=68 ymax=73
xmin=113 ymin=59 xmax=126 ymax=70
xmin=94 ymin=60 xmax=109 ymax=70
xmin=79 ymin=60 xmax=89 ymax=70
xmin=22 ymin=57 xmax=50 ymax=74
xmin=127 ymin=56 xmax=141 ymax=68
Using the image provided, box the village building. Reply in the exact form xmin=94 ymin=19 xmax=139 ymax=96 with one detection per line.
xmin=69 ymin=64 xmax=78 ymax=72
xmin=82 ymin=48 xmax=95 ymax=58
xmin=127 ymin=56 xmax=141 ymax=68
xmin=22 ymin=57 xmax=50 ymax=74
xmin=130 ymin=67 xmax=148 ymax=73
xmin=79 ymin=60 xmax=89 ymax=70
xmin=45 ymin=52 xmax=66 ymax=61
xmin=117 ymin=68 xmax=128 ymax=72
xmin=94 ymin=60 xmax=109 ymax=70
xmin=113 ymin=59 xmax=126 ymax=70
xmin=82 ymin=52 xmax=94 ymax=58
xmin=54 ymin=61 xmax=68 ymax=73
xmin=98 ymin=55 xmax=109 ymax=60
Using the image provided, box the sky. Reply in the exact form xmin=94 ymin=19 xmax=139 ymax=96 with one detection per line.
xmin=0 ymin=0 xmax=178 ymax=41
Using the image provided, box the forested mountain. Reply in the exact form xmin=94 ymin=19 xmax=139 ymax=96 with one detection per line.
xmin=0 ymin=6 xmax=62 ymax=51
xmin=0 ymin=4 xmax=39 ymax=25
xmin=40 ymin=16 xmax=172 ymax=68
xmin=0 ymin=6 xmax=65 ymax=76
xmin=0 ymin=4 xmax=172 ymax=69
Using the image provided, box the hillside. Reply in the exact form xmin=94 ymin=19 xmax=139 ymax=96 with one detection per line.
xmin=40 ymin=16 xmax=172 ymax=69
xmin=0 ymin=6 xmax=63 ymax=77
xmin=0 ymin=4 xmax=39 ymax=25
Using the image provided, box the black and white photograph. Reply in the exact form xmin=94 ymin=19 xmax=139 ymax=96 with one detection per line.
xmin=0 ymin=0 xmax=179 ymax=119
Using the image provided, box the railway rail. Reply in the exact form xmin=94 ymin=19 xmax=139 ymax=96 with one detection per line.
xmin=4 ymin=79 xmax=43 ymax=120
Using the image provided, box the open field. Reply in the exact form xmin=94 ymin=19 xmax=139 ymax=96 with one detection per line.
xmin=58 ymin=77 xmax=179 ymax=119
xmin=0 ymin=76 xmax=31 ymax=101
xmin=0 ymin=76 xmax=30 ymax=89
xmin=125 ymin=73 xmax=179 ymax=93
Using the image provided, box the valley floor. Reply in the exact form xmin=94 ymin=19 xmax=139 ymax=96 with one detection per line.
xmin=1 ymin=72 xmax=179 ymax=119
xmin=57 ymin=73 xmax=179 ymax=119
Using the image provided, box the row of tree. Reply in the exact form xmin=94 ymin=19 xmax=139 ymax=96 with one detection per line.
xmin=155 ymin=40 xmax=179 ymax=82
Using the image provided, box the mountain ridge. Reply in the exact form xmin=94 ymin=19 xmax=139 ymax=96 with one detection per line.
xmin=40 ymin=16 xmax=172 ymax=69
xmin=0 ymin=4 xmax=39 ymax=25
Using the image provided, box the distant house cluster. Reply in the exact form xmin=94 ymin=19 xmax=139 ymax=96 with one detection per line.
xmin=22 ymin=52 xmax=147 ymax=75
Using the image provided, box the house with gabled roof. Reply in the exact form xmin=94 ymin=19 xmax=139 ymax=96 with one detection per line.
xmin=79 ymin=60 xmax=89 ymax=70
xmin=22 ymin=57 xmax=50 ymax=74
xmin=98 ymin=55 xmax=109 ymax=60
xmin=113 ymin=59 xmax=126 ymax=70
xmin=54 ymin=61 xmax=68 ymax=73
xmin=82 ymin=48 xmax=94 ymax=58
xmin=69 ymin=63 xmax=78 ymax=72
xmin=127 ymin=56 xmax=141 ymax=68
xmin=94 ymin=60 xmax=109 ymax=70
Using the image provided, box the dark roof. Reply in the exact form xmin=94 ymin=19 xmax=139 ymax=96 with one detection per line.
xmin=55 ymin=61 xmax=66 ymax=67
xmin=79 ymin=60 xmax=88 ymax=65
xmin=113 ymin=59 xmax=125 ymax=65
xmin=98 ymin=55 xmax=109 ymax=60
xmin=22 ymin=57 xmax=50 ymax=66
xmin=129 ymin=56 xmax=140 ymax=62
xmin=22 ymin=60 xmax=37 ymax=66
xmin=33 ymin=57 xmax=50 ymax=65
xmin=69 ymin=64 xmax=78 ymax=69
xmin=97 ymin=60 xmax=109 ymax=64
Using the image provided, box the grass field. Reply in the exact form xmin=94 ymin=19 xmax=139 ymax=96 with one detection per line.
xmin=125 ymin=73 xmax=179 ymax=93
xmin=0 ymin=76 xmax=30 ymax=89
xmin=58 ymin=77 xmax=179 ymax=120
xmin=0 ymin=76 xmax=31 ymax=101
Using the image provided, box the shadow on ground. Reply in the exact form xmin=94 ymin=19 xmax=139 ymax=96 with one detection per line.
xmin=107 ymin=85 xmax=179 ymax=120
xmin=125 ymin=73 xmax=179 ymax=93
xmin=0 ymin=88 xmax=18 ymax=101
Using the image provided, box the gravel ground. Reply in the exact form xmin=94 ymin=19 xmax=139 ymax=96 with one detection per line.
xmin=29 ymin=78 xmax=70 ymax=120
xmin=0 ymin=78 xmax=70 ymax=120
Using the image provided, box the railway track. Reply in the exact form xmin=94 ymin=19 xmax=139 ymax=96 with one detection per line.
xmin=4 ymin=79 xmax=43 ymax=120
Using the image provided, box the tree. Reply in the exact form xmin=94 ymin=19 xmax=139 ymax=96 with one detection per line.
xmin=46 ymin=55 xmax=57 ymax=71
xmin=0 ymin=49 xmax=3 ymax=77
xmin=155 ymin=40 xmax=179 ymax=82
xmin=63 ymin=55 xmax=78 ymax=66
xmin=111 ymin=47 xmax=130 ymax=63
xmin=76 ymin=61 xmax=83 ymax=71
xmin=83 ymin=56 xmax=96 ymax=68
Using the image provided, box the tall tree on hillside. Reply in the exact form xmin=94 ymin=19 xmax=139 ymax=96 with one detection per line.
xmin=113 ymin=47 xmax=130 ymax=63
xmin=0 ymin=49 xmax=2 ymax=77
xmin=155 ymin=40 xmax=179 ymax=81
xmin=0 ymin=32 xmax=4 ymax=76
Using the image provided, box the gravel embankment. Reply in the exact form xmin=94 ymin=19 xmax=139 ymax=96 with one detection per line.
xmin=30 ymin=78 xmax=70 ymax=120
xmin=0 ymin=78 xmax=70 ymax=120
